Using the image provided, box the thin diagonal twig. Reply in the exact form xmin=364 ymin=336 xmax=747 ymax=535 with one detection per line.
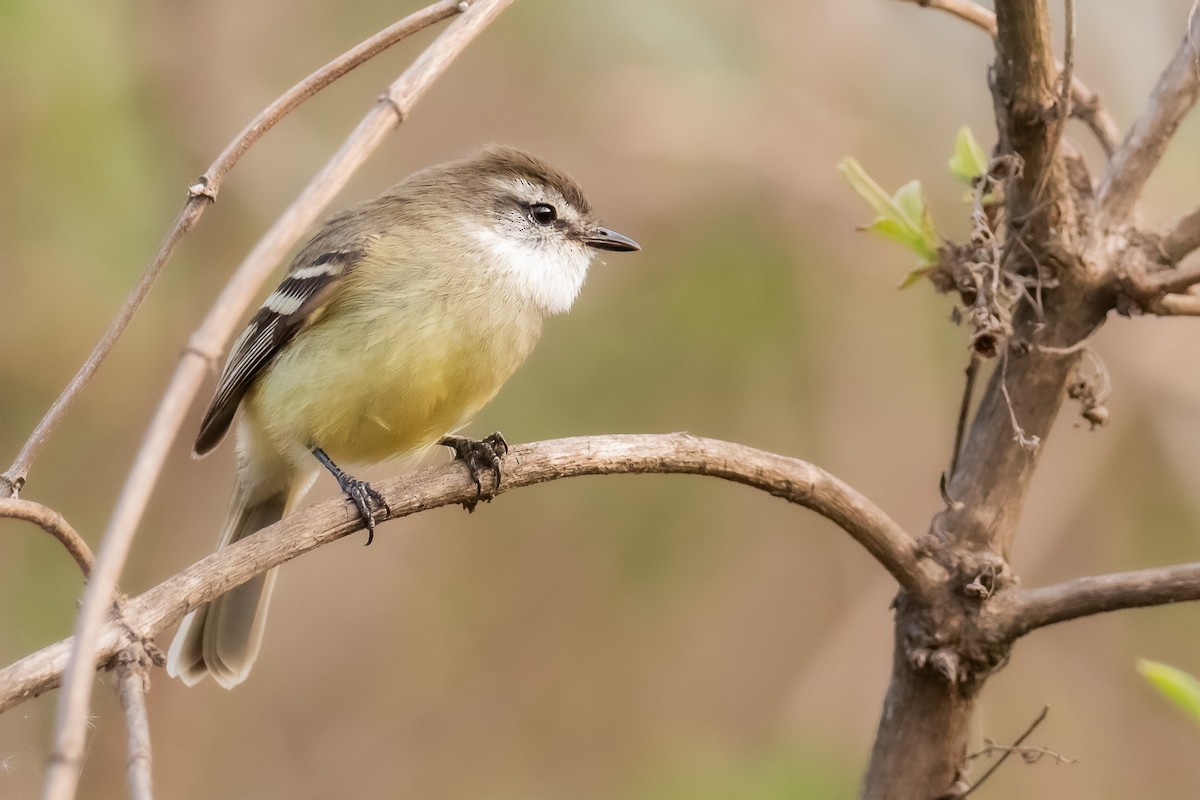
xmin=949 ymin=354 xmax=980 ymax=481
xmin=1031 ymin=0 xmax=1074 ymax=207
xmin=1094 ymin=6 xmax=1200 ymax=233
xmin=0 ymin=0 xmax=463 ymax=500
xmin=958 ymin=706 xmax=1051 ymax=797
xmin=39 ymin=4 xmax=510 ymax=800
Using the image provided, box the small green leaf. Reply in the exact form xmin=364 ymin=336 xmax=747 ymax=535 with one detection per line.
xmin=892 ymin=180 xmax=938 ymax=260
xmin=899 ymin=266 xmax=936 ymax=289
xmin=838 ymin=156 xmax=900 ymax=219
xmin=838 ymin=157 xmax=939 ymax=282
xmin=861 ymin=217 xmax=928 ymax=258
xmin=948 ymin=126 xmax=988 ymax=185
xmin=892 ymin=180 xmax=925 ymax=224
xmin=1138 ymin=660 xmax=1200 ymax=727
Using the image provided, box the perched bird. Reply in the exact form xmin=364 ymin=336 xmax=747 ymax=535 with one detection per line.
xmin=167 ymin=146 xmax=639 ymax=687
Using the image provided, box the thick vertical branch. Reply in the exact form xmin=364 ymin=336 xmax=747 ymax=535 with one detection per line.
xmin=991 ymin=0 xmax=1072 ymax=243
xmin=861 ymin=597 xmax=976 ymax=799
xmin=862 ymin=1 xmax=1105 ymax=796
xmin=942 ymin=0 xmax=1098 ymax=558
xmin=943 ymin=318 xmax=1092 ymax=555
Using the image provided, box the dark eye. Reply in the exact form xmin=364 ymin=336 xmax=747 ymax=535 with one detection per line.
xmin=529 ymin=203 xmax=557 ymax=225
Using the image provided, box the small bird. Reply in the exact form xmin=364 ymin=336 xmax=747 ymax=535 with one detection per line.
xmin=167 ymin=146 xmax=639 ymax=687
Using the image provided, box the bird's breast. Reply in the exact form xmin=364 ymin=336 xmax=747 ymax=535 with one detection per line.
xmin=246 ymin=282 xmax=542 ymax=466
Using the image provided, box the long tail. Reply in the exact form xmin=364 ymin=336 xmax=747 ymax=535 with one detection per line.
xmin=166 ymin=479 xmax=297 ymax=688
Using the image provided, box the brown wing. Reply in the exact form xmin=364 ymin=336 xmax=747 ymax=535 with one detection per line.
xmin=193 ymin=245 xmax=366 ymax=456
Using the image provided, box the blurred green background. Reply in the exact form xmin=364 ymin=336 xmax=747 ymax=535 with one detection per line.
xmin=3 ymin=0 xmax=1200 ymax=797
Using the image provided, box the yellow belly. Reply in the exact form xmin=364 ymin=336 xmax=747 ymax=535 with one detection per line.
xmin=245 ymin=292 xmax=541 ymax=466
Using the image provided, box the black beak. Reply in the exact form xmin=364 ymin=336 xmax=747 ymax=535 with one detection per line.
xmin=584 ymin=227 xmax=640 ymax=252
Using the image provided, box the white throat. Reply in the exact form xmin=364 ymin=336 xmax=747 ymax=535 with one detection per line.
xmin=468 ymin=224 xmax=593 ymax=315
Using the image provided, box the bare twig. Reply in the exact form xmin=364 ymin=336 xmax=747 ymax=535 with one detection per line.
xmin=1191 ymin=0 xmax=1200 ymax=80
xmin=894 ymin=0 xmax=1119 ymax=153
xmin=0 ymin=213 xmax=196 ymax=501
xmin=1094 ymin=8 xmax=1200 ymax=234
xmin=1069 ymin=79 xmax=1121 ymax=158
xmin=40 ymin=4 xmax=510 ymax=800
xmin=112 ymin=605 xmax=162 ymax=800
xmin=967 ymin=740 xmax=1076 ymax=765
xmin=958 ymin=706 xmax=1050 ymax=797
xmin=1154 ymin=292 xmax=1200 ymax=315
xmin=905 ymin=0 xmax=998 ymax=34
xmin=1120 ymin=239 xmax=1200 ymax=315
xmin=114 ymin=662 xmax=153 ymax=800
xmin=1123 ymin=230 xmax=1200 ymax=313
xmin=193 ymin=0 xmax=463 ymax=197
xmin=949 ymin=354 xmax=980 ymax=481
xmin=1034 ymin=337 xmax=1094 ymax=356
xmin=0 ymin=500 xmax=93 ymax=578
xmin=998 ymin=562 xmax=1200 ymax=638
xmin=0 ymin=434 xmax=943 ymax=716
xmin=1031 ymin=0 xmax=1073 ymax=206
xmin=999 ymin=350 xmax=1040 ymax=450
xmin=1160 ymin=204 xmax=1200 ymax=264
xmin=0 ymin=1 xmax=463 ymax=501
xmin=1142 ymin=260 xmax=1200 ymax=296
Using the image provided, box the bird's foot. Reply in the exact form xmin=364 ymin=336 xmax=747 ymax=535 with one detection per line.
xmin=312 ymin=447 xmax=390 ymax=545
xmin=339 ymin=475 xmax=389 ymax=545
xmin=440 ymin=432 xmax=508 ymax=512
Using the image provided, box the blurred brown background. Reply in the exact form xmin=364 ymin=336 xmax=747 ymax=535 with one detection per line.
xmin=2 ymin=0 xmax=1200 ymax=797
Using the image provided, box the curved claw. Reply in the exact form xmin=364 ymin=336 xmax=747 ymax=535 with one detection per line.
xmin=440 ymin=432 xmax=509 ymax=511
xmin=311 ymin=447 xmax=389 ymax=545
xmin=343 ymin=478 xmax=389 ymax=545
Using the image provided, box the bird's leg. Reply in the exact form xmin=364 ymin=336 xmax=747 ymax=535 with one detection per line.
xmin=311 ymin=447 xmax=390 ymax=545
xmin=440 ymin=432 xmax=508 ymax=512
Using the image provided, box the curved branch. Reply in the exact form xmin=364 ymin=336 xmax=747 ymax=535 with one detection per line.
xmin=41 ymin=4 xmax=511 ymax=800
xmin=0 ymin=1 xmax=463 ymax=501
xmin=997 ymin=562 xmax=1200 ymax=638
xmin=1094 ymin=9 xmax=1200 ymax=233
xmin=894 ymin=0 xmax=1120 ymax=154
xmin=0 ymin=434 xmax=942 ymax=717
xmin=0 ymin=499 xmax=93 ymax=577
xmin=901 ymin=0 xmax=997 ymax=34
xmin=1160 ymin=203 xmax=1200 ymax=264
